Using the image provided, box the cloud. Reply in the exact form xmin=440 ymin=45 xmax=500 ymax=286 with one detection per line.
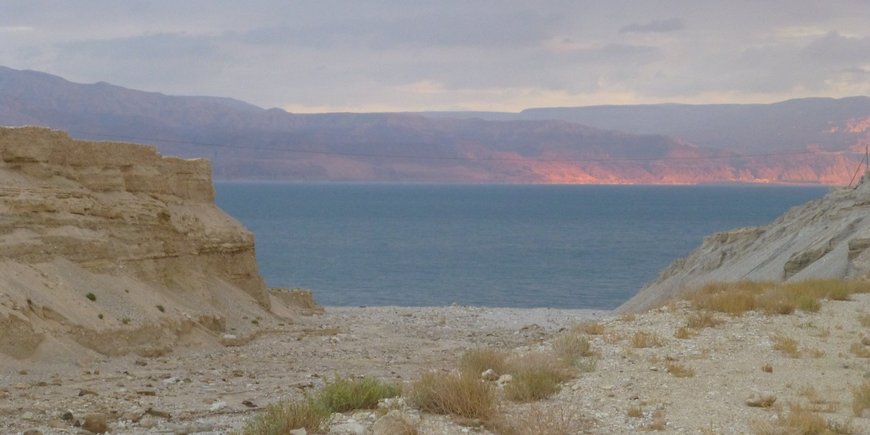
xmin=64 ymin=33 xmax=218 ymax=60
xmin=619 ymin=18 xmax=685 ymax=34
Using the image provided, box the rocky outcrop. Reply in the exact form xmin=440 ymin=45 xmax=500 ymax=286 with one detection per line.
xmin=0 ymin=127 xmax=289 ymax=360
xmin=620 ymin=175 xmax=870 ymax=312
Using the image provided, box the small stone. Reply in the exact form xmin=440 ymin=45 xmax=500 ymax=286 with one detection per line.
xmin=372 ymin=413 xmax=416 ymax=435
xmin=78 ymin=388 xmax=98 ymax=396
xmin=480 ymin=369 xmax=498 ymax=381
xmin=61 ymin=411 xmax=74 ymax=421
xmin=145 ymin=407 xmax=172 ymax=419
xmin=18 ymin=369 xmax=28 ymax=375
xmin=209 ymin=401 xmax=227 ymax=412
xmin=134 ymin=360 xmax=148 ymax=366
xmin=746 ymin=392 xmax=777 ymax=408
xmin=82 ymin=413 xmax=109 ymax=434
xmin=136 ymin=390 xmax=156 ymax=396
xmin=862 ymin=336 xmax=870 ymax=346
xmin=47 ymin=419 xmax=67 ymax=429
xmin=288 ymin=429 xmax=307 ymax=435
xmin=22 ymin=429 xmax=42 ymax=435
xmin=138 ymin=416 xmax=157 ymax=429
xmin=242 ymin=400 xmax=257 ymax=408
xmin=496 ymin=374 xmax=512 ymax=385
xmin=330 ymin=420 xmax=366 ymax=435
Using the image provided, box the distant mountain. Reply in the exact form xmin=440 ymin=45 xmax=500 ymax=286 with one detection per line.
xmin=0 ymin=65 xmax=866 ymax=184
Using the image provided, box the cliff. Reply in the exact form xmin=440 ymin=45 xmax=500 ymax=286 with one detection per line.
xmin=620 ymin=175 xmax=870 ymax=312
xmin=0 ymin=127 xmax=298 ymax=361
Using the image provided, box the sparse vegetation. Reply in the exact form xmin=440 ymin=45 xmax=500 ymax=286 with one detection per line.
xmin=674 ymin=326 xmax=694 ymax=339
xmin=849 ymin=342 xmax=870 ymax=358
xmin=156 ymin=304 xmax=165 ymax=313
xmin=630 ymin=331 xmax=663 ymax=348
xmin=665 ymin=361 xmax=695 ymax=378
xmin=761 ymin=363 xmax=773 ymax=373
xmin=573 ymin=321 xmax=606 ymax=335
xmin=552 ymin=333 xmax=593 ymax=364
xmin=240 ymin=397 xmax=329 ymax=435
xmin=503 ymin=352 xmax=572 ymax=402
xmin=853 ymin=381 xmax=870 ymax=417
xmin=859 ymin=313 xmax=870 ymax=328
xmin=491 ymin=405 xmax=591 ymax=435
xmin=687 ymin=279 xmax=869 ymax=316
xmin=772 ymin=334 xmax=800 ymax=358
xmin=750 ymin=403 xmax=853 ymax=435
xmin=121 ymin=317 xmax=131 ymax=325
xmin=317 ymin=376 xmax=400 ymax=412
xmin=406 ymin=371 xmax=495 ymax=419
xmin=627 ymin=405 xmax=643 ymax=418
xmin=686 ymin=311 xmax=722 ymax=329
xmin=459 ymin=348 xmax=510 ymax=377
xmin=86 ymin=292 xmax=96 ymax=302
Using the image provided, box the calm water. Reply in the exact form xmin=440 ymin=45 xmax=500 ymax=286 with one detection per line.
xmin=214 ymin=183 xmax=828 ymax=309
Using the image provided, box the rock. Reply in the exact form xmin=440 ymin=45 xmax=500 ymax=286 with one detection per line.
xmin=496 ymin=374 xmax=513 ymax=385
xmin=138 ymin=416 xmax=157 ymax=429
xmin=745 ymin=392 xmax=777 ymax=407
xmin=288 ymin=429 xmax=308 ymax=435
xmin=82 ymin=413 xmax=109 ymax=434
xmin=372 ymin=413 xmax=417 ymax=435
xmin=209 ymin=400 xmax=227 ymax=411
xmin=145 ymin=407 xmax=172 ymax=419
xmin=862 ymin=336 xmax=870 ymax=346
xmin=22 ymin=429 xmax=42 ymax=435
xmin=47 ymin=418 xmax=67 ymax=428
xmin=330 ymin=420 xmax=367 ymax=435
xmin=480 ymin=368 xmax=498 ymax=381
xmin=242 ymin=399 xmax=257 ymax=408
xmin=61 ymin=411 xmax=74 ymax=421
xmin=78 ymin=389 xmax=98 ymax=396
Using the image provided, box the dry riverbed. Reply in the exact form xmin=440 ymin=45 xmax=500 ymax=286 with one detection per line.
xmin=1 ymin=295 xmax=868 ymax=434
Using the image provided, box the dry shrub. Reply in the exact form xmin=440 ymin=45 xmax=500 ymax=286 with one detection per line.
xmin=859 ymin=313 xmax=870 ymax=328
xmin=799 ymin=386 xmax=839 ymax=413
xmin=853 ymin=381 xmax=870 ymax=417
xmin=241 ymin=397 xmax=329 ymax=435
xmin=674 ymin=327 xmax=694 ymax=339
xmin=504 ymin=352 xmax=572 ymax=402
xmin=688 ymin=279 xmax=870 ymax=316
xmin=665 ymin=361 xmax=695 ymax=378
xmin=630 ymin=331 xmax=663 ymax=348
xmin=850 ymin=342 xmax=870 ymax=358
xmin=459 ymin=348 xmax=511 ymax=377
xmin=646 ymin=409 xmax=667 ymax=431
xmin=573 ymin=321 xmax=606 ymax=335
xmin=772 ymin=334 xmax=800 ymax=358
xmin=750 ymin=403 xmax=853 ymax=435
xmin=686 ymin=311 xmax=723 ymax=329
xmin=406 ymin=371 xmax=495 ymax=420
xmin=492 ymin=404 xmax=592 ymax=435
xmin=372 ymin=414 xmax=418 ymax=435
xmin=619 ymin=313 xmax=637 ymax=322
xmin=552 ymin=333 xmax=593 ymax=364
xmin=761 ymin=363 xmax=773 ymax=373
xmin=626 ymin=405 xmax=643 ymax=418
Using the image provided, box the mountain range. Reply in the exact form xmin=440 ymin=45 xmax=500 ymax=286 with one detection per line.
xmin=2 ymin=65 xmax=869 ymax=184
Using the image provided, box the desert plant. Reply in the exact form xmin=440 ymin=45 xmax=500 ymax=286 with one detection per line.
xmin=458 ymin=348 xmax=510 ymax=378
xmin=156 ymin=304 xmax=165 ymax=313
xmin=86 ymin=292 xmax=96 ymax=302
xmin=750 ymin=403 xmax=852 ymax=435
xmin=850 ymin=342 xmax=870 ymax=358
xmin=665 ymin=361 xmax=695 ymax=378
xmin=626 ymin=405 xmax=643 ymax=418
xmin=859 ymin=313 xmax=870 ymax=328
xmin=406 ymin=371 xmax=495 ymax=420
xmin=573 ymin=321 xmax=605 ymax=335
xmin=552 ymin=333 xmax=593 ymax=364
xmin=504 ymin=352 xmax=572 ymax=402
xmin=772 ymin=334 xmax=800 ymax=358
xmin=853 ymin=381 xmax=870 ymax=417
xmin=241 ymin=396 xmax=329 ymax=435
xmin=630 ymin=331 xmax=663 ymax=348
xmin=686 ymin=311 xmax=723 ymax=329
xmin=491 ymin=404 xmax=590 ymax=435
xmin=674 ymin=327 xmax=694 ymax=339
xmin=317 ymin=376 xmax=400 ymax=412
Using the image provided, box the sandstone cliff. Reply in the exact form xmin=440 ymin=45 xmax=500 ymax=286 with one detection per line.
xmin=0 ymin=127 xmax=300 ymax=361
xmin=620 ymin=176 xmax=870 ymax=312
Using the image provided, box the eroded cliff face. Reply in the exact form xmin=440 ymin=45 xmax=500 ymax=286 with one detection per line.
xmin=0 ymin=127 xmax=276 ymax=360
xmin=620 ymin=176 xmax=870 ymax=312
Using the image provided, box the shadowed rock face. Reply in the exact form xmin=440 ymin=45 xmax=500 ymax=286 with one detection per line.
xmin=620 ymin=176 xmax=870 ymax=312
xmin=0 ymin=127 xmax=271 ymax=359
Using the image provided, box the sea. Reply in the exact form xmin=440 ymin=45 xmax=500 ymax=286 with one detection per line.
xmin=214 ymin=183 xmax=829 ymax=310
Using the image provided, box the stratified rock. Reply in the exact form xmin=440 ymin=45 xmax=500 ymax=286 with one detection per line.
xmin=621 ymin=175 xmax=870 ymax=312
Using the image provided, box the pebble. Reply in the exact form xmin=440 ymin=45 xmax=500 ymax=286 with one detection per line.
xmin=745 ymin=392 xmax=777 ymax=408
xmin=288 ymin=429 xmax=308 ymax=435
xmin=209 ymin=401 xmax=227 ymax=411
xmin=480 ymin=368 xmax=498 ymax=381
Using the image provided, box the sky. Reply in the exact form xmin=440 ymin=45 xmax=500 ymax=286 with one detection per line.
xmin=2 ymin=1 xmax=870 ymax=113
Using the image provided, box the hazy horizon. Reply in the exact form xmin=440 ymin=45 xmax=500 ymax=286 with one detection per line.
xmin=2 ymin=1 xmax=869 ymax=113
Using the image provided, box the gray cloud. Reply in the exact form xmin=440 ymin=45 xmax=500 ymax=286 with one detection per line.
xmin=619 ymin=18 xmax=684 ymax=34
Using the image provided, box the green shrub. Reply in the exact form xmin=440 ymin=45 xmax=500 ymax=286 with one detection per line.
xmin=458 ymin=348 xmax=510 ymax=377
xmin=406 ymin=371 xmax=495 ymax=419
xmin=240 ymin=397 xmax=329 ymax=435
xmin=316 ymin=376 xmax=399 ymax=412
xmin=86 ymin=292 xmax=96 ymax=302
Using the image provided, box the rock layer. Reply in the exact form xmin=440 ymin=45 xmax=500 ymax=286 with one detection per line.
xmin=0 ymin=127 xmax=276 ymax=360
xmin=621 ymin=175 xmax=870 ymax=312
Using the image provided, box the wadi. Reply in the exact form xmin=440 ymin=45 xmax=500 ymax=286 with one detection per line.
xmin=0 ymin=127 xmax=867 ymax=434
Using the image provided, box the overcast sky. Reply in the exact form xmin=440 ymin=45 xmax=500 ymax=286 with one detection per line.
xmin=2 ymin=1 xmax=869 ymax=112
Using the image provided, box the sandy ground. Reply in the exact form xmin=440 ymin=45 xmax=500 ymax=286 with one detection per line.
xmin=1 ymin=296 xmax=868 ymax=434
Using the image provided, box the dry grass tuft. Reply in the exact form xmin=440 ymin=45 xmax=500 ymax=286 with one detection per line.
xmin=552 ymin=333 xmax=594 ymax=364
xmin=849 ymin=342 xmax=870 ymax=358
xmin=687 ymin=279 xmax=870 ymax=316
xmin=241 ymin=397 xmax=329 ymax=435
xmin=674 ymin=326 xmax=694 ymax=339
xmin=853 ymin=381 xmax=870 ymax=417
xmin=573 ymin=321 xmax=606 ymax=335
xmin=859 ymin=313 xmax=870 ymax=328
xmin=772 ymin=334 xmax=800 ymax=358
xmin=372 ymin=414 xmax=418 ymax=435
xmin=686 ymin=311 xmax=723 ymax=329
xmin=459 ymin=348 xmax=511 ymax=377
xmin=665 ymin=361 xmax=695 ymax=378
xmin=492 ymin=404 xmax=593 ymax=435
xmin=406 ymin=371 xmax=495 ymax=420
xmin=630 ymin=331 xmax=663 ymax=348
xmin=646 ymin=409 xmax=667 ymax=431
xmin=503 ymin=352 xmax=573 ymax=402
xmin=626 ymin=405 xmax=643 ymax=418
xmin=750 ymin=403 xmax=853 ymax=435
xmin=761 ymin=363 xmax=773 ymax=373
